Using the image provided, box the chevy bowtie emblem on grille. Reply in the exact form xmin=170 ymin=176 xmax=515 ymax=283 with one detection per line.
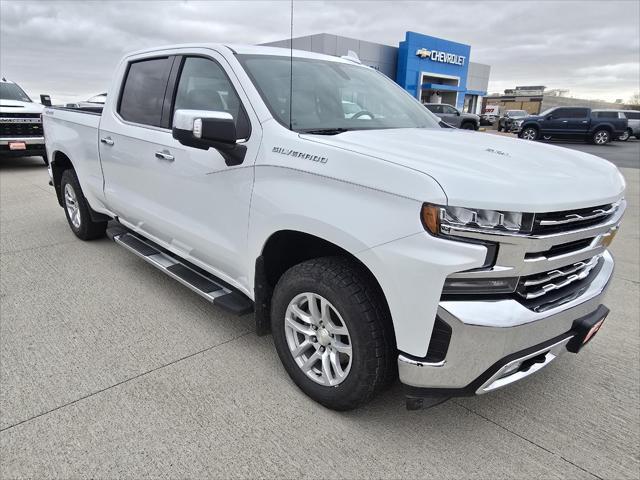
xmin=416 ymin=48 xmax=431 ymax=58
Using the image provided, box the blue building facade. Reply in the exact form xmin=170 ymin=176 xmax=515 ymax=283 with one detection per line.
xmin=396 ymin=31 xmax=486 ymax=109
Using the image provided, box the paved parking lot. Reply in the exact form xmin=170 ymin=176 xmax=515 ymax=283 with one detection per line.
xmin=1 ymin=140 xmax=638 ymax=478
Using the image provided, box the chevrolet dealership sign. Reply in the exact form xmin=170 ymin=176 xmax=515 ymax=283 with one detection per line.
xmin=416 ymin=48 xmax=465 ymax=66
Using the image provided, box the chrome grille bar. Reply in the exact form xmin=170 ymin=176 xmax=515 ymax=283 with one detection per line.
xmin=523 ymin=256 xmax=600 ymax=287
xmin=537 ymin=203 xmax=618 ymax=227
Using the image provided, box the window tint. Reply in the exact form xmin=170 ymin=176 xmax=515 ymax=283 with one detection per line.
xmin=595 ymin=111 xmax=619 ymax=119
xmin=554 ymin=108 xmax=589 ymax=118
xmin=174 ymin=57 xmax=250 ymax=139
xmin=442 ymin=105 xmax=457 ymax=114
xmin=119 ymin=57 xmax=172 ymax=126
xmin=426 ymin=104 xmax=442 ymax=114
xmin=624 ymin=111 xmax=640 ymax=120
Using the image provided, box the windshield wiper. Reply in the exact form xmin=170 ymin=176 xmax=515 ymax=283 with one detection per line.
xmin=299 ymin=128 xmax=351 ymax=135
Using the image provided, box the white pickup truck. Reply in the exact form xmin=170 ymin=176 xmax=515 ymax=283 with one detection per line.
xmin=43 ymin=44 xmax=626 ymax=410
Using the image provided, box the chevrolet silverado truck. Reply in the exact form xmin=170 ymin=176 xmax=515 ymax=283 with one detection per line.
xmin=1 ymin=78 xmax=47 ymax=164
xmin=519 ymin=106 xmax=628 ymax=145
xmin=43 ymin=45 xmax=626 ymax=410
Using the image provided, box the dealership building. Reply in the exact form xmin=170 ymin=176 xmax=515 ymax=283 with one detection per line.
xmin=264 ymin=31 xmax=491 ymax=114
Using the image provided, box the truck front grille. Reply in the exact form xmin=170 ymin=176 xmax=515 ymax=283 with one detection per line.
xmin=516 ymin=255 xmax=601 ymax=300
xmin=0 ymin=121 xmax=43 ymax=137
xmin=532 ymin=203 xmax=617 ymax=234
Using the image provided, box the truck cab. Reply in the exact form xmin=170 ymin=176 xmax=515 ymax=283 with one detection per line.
xmin=43 ymin=45 xmax=626 ymax=410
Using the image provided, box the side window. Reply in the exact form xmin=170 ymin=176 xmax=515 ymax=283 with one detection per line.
xmin=625 ymin=111 xmax=640 ymax=120
xmin=443 ymin=105 xmax=457 ymax=114
xmin=174 ymin=57 xmax=250 ymax=139
xmin=553 ymin=108 xmax=571 ymax=118
xmin=119 ymin=57 xmax=172 ymax=127
xmin=427 ymin=104 xmax=442 ymax=114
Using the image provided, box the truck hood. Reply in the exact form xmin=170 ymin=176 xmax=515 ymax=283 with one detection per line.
xmin=0 ymin=100 xmax=43 ymax=114
xmin=304 ymin=128 xmax=625 ymax=212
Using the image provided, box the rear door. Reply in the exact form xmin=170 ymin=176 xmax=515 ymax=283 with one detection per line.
xmin=565 ymin=108 xmax=590 ymax=136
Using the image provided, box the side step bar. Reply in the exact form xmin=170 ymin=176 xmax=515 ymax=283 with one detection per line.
xmin=106 ymin=224 xmax=254 ymax=316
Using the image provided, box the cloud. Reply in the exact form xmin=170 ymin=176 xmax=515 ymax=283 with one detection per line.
xmin=1 ymin=0 xmax=638 ymax=103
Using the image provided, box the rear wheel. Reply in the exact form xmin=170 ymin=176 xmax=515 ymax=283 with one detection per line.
xmin=520 ymin=127 xmax=539 ymax=141
xmin=461 ymin=122 xmax=475 ymax=130
xmin=60 ymin=169 xmax=107 ymax=240
xmin=619 ymin=129 xmax=631 ymax=141
xmin=591 ymin=129 xmax=610 ymax=145
xmin=271 ymin=256 xmax=395 ymax=411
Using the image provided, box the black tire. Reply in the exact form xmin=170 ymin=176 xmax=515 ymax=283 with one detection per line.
xmin=619 ymin=129 xmax=631 ymax=141
xmin=496 ymin=123 xmax=503 ymax=132
xmin=461 ymin=122 xmax=475 ymax=130
xmin=591 ymin=129 xmax=611 ymax=145
xmin=520 ymin=126 xmax=539 ymax=141
xmin=60 ymin=169 xmax=107 ymax=240
xmin=271 ymin=256 xmax=396 ymax=411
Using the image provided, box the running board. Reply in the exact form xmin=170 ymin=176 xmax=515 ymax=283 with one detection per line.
xmin=106 ymin=225 xmax=253 ymax=315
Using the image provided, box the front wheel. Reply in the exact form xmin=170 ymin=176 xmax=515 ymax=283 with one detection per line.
xmin=520 ymin=127 xmax=539 ymax=141
xmin=592 ymin=129 xmax=610 ymax=145
xmin=60 ymin=169 xmax=107 ymax=240
xmin=461 ymin=122 xmax=475 ymax=130
xmin=271 ymin=257 xmax=395 ymax=411
xmin=619 ymin=129 xmax=631 ymax=141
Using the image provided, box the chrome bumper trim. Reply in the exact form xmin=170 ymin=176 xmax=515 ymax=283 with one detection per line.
xmin=398 ymin=250 xmax=613 ymax=390
xmin=476 ymin=336 xmax=572 ymax=394
xmin=0 ymin=137 xmax=45 ymax=145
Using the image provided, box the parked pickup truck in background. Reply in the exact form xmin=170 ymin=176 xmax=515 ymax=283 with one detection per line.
xmin=518 ymin=106 xmax=628 ymax=145
xmin=43 ymin=44 xmax=626 ymax=410
xmin=424 ymin=103 xmax=480 ymax=130
xmin=1 ymin=78 xmax=47 ymax=164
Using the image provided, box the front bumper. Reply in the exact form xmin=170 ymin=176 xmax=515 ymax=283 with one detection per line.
xmin=0 ymin=137 xmax=46 ymax=157
xmin=398 ymin=249 xmax=614 ymax=395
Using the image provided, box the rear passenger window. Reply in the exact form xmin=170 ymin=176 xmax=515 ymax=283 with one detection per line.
xmin=554 ymin=108 xmax=589 ymax=119
xmin=174 ymin=57 xmax=250 ymax=139
xmin=119 ymin=57 xmax=172 ymax=127
xmin=625 ymin=111 xmax=640 ymax=120
xmin=595 ymin=112 xmax=619 ymax=119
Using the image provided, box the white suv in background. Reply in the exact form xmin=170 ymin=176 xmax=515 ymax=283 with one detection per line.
xmin=620 ymin=110 xmax=640 ymax=141
xmin=0 ymin=78 xmax=46 ymax=164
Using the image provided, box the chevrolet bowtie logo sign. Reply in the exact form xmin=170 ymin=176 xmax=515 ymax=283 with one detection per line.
xmin=416 ymin=48 xmax=466 ymax=66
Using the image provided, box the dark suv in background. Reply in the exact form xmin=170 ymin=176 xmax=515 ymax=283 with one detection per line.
xmin=424 ymin=103 xmax=479 ymax=130
xmin=518 ymin=107 xmax=627 ymax=145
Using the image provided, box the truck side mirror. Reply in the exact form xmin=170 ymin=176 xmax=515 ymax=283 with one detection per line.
xmin=546 ymin=115 xmax=553 ymax=120
xmin=40 ymin=94 xmax=52 ymax=107
xmin=172 ymin=109 xmax=246 ymax=166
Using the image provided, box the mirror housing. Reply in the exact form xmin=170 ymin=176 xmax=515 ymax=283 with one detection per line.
xmin=40 ymin=94 xmax=52 ymax=107
xmin=172 ymin=109 xmax=246 ymax=166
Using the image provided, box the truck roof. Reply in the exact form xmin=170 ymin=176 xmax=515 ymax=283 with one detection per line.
xmin=124 ymin=43 xmax=359 ymax=65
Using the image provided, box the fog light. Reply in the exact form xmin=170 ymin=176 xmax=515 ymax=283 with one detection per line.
xmin=442 ymin=277 xmax=518 ymax=294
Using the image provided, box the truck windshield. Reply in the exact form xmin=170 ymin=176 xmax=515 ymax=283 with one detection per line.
xmin=237 ymin=54 xmax=440 ymax=133
xmin=0 ymin=83 xmax=32 ymax=102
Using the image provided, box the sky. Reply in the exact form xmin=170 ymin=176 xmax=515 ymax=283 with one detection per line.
xmin=1 ymin=0 xmax=638 ymax=105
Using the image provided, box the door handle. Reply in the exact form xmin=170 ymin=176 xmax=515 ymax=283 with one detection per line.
xmin=155 ymin=151 xmax=174 ymax=161
xmin=100 ymin=137 xmax=114 ymax=146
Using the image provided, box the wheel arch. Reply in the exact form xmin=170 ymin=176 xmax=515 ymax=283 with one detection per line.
xmin=51 ymin=150 xmax=75 ymax=206
xmin=254 ymin=229 xmax=394 ymax=343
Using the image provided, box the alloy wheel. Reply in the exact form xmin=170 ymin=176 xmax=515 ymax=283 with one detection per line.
xmin=522 ymin=128 xmax=537 ymax=140
xmin=594 ymin=131 xmax=609 ymax=145
xmin=284 ymin=292 xmax=353 ymax=386
xmin=64 ymin=183 xmax=81 ymax=228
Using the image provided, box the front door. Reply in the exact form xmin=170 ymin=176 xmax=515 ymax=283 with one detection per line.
xmin=100 ymin=50 xmax=261 ymax=291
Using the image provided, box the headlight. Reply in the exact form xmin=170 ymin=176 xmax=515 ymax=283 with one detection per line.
xmin=513 ymin=120 xmax=523 ymax=127
xmin=421 ymin=204 xmax=534 ymax=236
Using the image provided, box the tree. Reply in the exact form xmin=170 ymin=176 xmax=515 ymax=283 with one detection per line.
xmin=629 ymin=92 xmax=640 ymax=105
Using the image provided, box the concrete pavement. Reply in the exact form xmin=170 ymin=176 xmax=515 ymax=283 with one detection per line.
xmin=0 ymin=153 xmax=638 ymax=479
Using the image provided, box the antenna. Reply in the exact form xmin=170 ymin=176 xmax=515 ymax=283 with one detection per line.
xmin=289 ymin=0 xmax=293 ymax=131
